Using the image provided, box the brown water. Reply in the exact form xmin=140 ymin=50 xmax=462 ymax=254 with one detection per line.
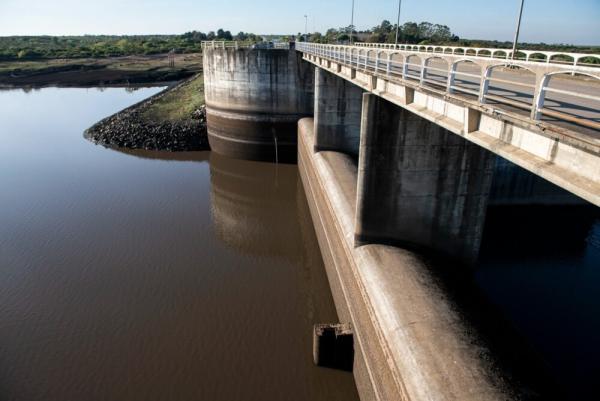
xmin=0 ymin=87 xmax=359 ymax=401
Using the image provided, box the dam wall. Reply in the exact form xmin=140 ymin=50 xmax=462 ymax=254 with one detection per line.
xmin=203 ymin=46 xmax=314 ymax=162
xmin=298 ymin=118 xmax=526 ymax=401
xmin=355 ymin=94 xmax=495 ymax=264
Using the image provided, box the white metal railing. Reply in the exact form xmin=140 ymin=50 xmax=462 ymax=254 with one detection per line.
xmin=201 ymin=41 xmax=290 ymax=50
xmin=353 ymin=42 xmax=600 ymax=68
xmin=297 ymin=42 xmax=600 ymax=131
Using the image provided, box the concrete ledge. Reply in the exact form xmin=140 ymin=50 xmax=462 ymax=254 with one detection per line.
xmin=298 ymin=117 xmax=519 ymax=401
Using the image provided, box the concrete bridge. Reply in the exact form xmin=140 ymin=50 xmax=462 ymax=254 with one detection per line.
xmin=201 ymin=41 xmax=599 ymax=401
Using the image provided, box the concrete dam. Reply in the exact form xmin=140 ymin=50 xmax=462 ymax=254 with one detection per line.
xmin=202 ymin=41 xmax=600 ymax=401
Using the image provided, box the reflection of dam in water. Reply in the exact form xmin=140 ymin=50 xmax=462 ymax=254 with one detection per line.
xmin=209 ymin=152 xmax=305 ymax=260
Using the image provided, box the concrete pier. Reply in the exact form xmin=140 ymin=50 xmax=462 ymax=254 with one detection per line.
xmin=298 ymin=118 xmax=522 ymax=401
xmin=314 ymin=67 xmax=364 ymax=157
xmin=203 ymin=46 xmax=314 ymax=162
xmin=355 ymin=94 xmax=495 ymax=264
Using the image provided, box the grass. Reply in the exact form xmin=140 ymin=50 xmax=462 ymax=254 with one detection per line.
xmin=141 ymin=73 xmax=204 ymax=122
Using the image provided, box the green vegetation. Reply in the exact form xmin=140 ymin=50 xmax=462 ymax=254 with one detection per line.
xmin=0 ymin=30 xmax=260 ymax=61
xmin=142 ymin=74 xmax=204 ymax=122
xmin=302 ymin=21 xmax=456 ymax=45
xmin=301 ymin=20 xmax=599 ymax=62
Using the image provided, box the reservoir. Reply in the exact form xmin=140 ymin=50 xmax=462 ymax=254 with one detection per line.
xmin=0 ymin=86 xmax=598 ymax=400
xmin=0 ymin=87 xmax=359 ymax=401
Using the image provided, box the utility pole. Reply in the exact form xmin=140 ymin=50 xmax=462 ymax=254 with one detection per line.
xmin=395 ymin=0 xmax=402 ymax=47
xmin=304 ymin=15 xmax=308 ymax=40
xmin=350 ymin=0 xmax=355 ymax=44
xmin=511 ymin=0 xmax=525 ymax=61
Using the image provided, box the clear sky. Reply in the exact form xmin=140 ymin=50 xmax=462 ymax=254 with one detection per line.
xmin=0 ymin=0 xmax=598 ymax=45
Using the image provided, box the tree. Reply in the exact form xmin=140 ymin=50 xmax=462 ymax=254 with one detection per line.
xmin=373 ymin=20 xmax=393 ymax=34
xmin=402 ymin=22 xmax=419 ymax=43
xmin=431 ymin=24 xmax=452 ymax=42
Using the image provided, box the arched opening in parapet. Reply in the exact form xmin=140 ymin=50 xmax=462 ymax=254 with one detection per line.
xmin=350 ymin=48 xmax=359 ymax=66
xmin=358 ymin=49 xmax=368 ymax=69
xmin=512 ymin=51 xmax=527 ymax=61
xmin=548 ymin=54 xmax=574 ymax=65
xmin=537 ymin=72 xmax=600 ymax=129
xmin=418 ymin=45 xmax=427 ymax=52
xmin=374 ymin=51 xmax=388 ymax=72
xmin=478 ymin=49 xmax=492 ymax=58
xmin=577 ymin=55 xmax=600 ymax=67
xmin=527 ymin=52 xmax=548 ymax=62
xmin=423 ymin=57 xmax=449 ymax=88
xmin=388 ymin=53 xmax=404 ymax=77
xmin=434 ymin=46 xmax=444 ymax=53
xmin=454 ymin=48 xmax=465 ymax=55
xmin=485 ymin=64 xmax=537 ymax=114
xmin=443 ymin=47 xmax=454 ymax=54
xmin=492 ymin=50 xmax=509 ymax=60
xmin=366 ymin=50 xmax=378 ymax=71
xmin=405 ymin=55 xmax=422 ymax=81
xmin=450 ymin=60 xmax=482 ymax=98
xmin=465 ymin=48 xmax=477 ymax=57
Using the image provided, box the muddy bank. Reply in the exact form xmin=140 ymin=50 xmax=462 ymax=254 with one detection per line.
xmin=85 ymin=79 xmax=209 ymax=152
xmin=0 ymin=66 xmax=196 ymax=88
xmin=0 ymin=54 xmax=202 ymax=88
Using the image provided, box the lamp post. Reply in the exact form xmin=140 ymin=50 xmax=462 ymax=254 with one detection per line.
xmin=304 ymin=15 xmax=308 ymax=40
xmin=511 ymin=0 xmax=525 ymax=61
xmin=395 ymin=0 xmax=402 ymax=47
xmin=350 ymin=0 xmax=355 ymax=44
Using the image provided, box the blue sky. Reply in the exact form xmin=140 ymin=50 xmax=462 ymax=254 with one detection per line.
xmin=0 ymin=0 xmax=598 ymax=45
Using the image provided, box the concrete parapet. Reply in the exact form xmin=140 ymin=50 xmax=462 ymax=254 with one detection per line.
xmin=355 ymin=94 xmax=495 ymax=264
xmin=203 ymin=48 xmax=314 ymax=162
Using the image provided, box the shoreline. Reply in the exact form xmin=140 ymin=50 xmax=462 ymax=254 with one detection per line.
xmin=84 ymin=75 xmax=209 ymax=152
xmin=0 ymin=53 xmax=202 ymax=89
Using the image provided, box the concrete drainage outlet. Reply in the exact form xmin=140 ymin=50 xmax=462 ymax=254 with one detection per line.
xmin=313 ymin=323 xmax=354 ymax=372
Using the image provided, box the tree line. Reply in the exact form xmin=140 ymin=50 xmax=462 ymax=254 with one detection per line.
xmin=0 ymin=30 xmax=260 ymax=60
xmin=301 ymin=20 xmax=457 ymax=44
xmin=300 ymin=19 xmax=599 ymax=58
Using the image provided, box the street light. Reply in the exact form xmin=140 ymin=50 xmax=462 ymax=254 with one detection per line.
xmin=395 ymin=0 xmax=402 ymax=47
xmin=350 ymin=0 xmax=355 ymax=44
xmin=304 ymin=15 xmax=308 ymax=39
xmin=511 ymin=0 xmax=525 ymax=61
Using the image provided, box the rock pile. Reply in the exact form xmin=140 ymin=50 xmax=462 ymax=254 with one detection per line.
xmin=84 ymin=83 xmax=209 ymax=152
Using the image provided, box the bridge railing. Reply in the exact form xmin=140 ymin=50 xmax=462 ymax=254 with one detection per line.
xmin=297 ymin=42 xmax=600 ymax=131
xmin=201 ymin=41 xmax=290 ymax=50
xmin=352 ymin=42 xmax=600 ymax=68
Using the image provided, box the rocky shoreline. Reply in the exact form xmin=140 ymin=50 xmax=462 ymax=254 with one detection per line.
xmin=84 ymin=79 xmax=209 ymax=152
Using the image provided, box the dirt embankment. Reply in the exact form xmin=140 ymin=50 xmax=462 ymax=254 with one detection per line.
xmin=84 ymin=77 xmax=209 ymax=152
xmin=0 ymin=53 xmax=202 ymax=88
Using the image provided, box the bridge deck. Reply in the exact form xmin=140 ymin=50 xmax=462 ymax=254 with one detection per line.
xmin=297 ymin=43 xmax=600 ymax=207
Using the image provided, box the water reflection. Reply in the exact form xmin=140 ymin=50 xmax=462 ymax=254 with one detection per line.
xmin=0 ymin=87 xmax=358 ymax=401
xmin=210 ymin=152 xmax=302 ymax=259
xmin=109 ymin=147 xmax=211 ymax=162
xmin=476 ymin=204 xmax=600 ymax=400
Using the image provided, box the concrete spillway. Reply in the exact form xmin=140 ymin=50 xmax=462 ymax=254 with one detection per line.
xmin=203 ymin=46 xmax=314 ymax=162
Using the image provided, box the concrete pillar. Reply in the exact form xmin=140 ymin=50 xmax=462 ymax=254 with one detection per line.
xmin=355 ymin=94 xmax=495 ymax=265
xmin=313 ymin=67 xmax=364 ymax=158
